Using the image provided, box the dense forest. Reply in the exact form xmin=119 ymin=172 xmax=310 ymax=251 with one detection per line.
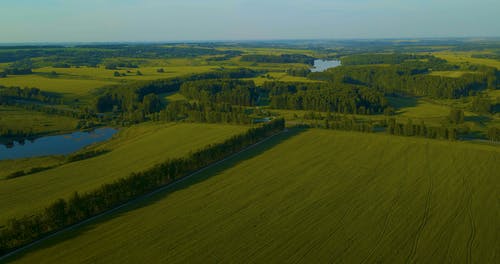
xmin=180 ymin=80 xmax=258 ymax=106
xmin=310 ymin=56 xmax=498 ymax=99
xmin=263 ymin=81 xmax=389 ymax=114
xmin=93 ymin=68 xmax=262 ymax=121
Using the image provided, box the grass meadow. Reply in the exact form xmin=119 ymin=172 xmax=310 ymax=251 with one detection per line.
xmin=0 ymin=105 xmax=78 ymax=137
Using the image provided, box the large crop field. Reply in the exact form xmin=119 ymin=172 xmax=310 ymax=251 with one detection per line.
xmin=8 ymin=129 xmax=499 ymax=263
xmin=0 ymin=122 xmax=247 ymax=223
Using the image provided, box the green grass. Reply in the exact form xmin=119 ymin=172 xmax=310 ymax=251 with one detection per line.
xmin=244 ymin=71 xmax=319 ymax=86
xmin=0 ymin=74 xmax=116 ymax=96
xmin=0 ymin=156 xmax=64 ymax=180
xmin=434 ymin=51 xmax=500 ymax=69
xmin=0 ymin=122 xmax=247 ymax=223
xmin=8 ymin=129 xmax=499 ymax=263
xmin=0 ymin=105 xmax=78 ymax=138
xmin=428 ymin=71 xmax=474 ymax=78
xmin=392 ymin=97 xmax=450 ymax=123
xmin=37 ymin=65 xmax=218 ymax=81
xmin=164 ymin=92 xmax=187 ymax=103
xmin=0 ymin=59 xmax=221 ymax=98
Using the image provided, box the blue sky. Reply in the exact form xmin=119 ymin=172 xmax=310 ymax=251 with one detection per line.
xmin=1 ymin=0 xmax=499 ymax=42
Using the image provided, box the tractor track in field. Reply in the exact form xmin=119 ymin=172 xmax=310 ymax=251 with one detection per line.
xmin=296 ymin=144 xmax=390 ymax=262
xmin=406 ymin=143 xmax=433 ymax=264
xmin=361 ymin=147 xmax=405 ymax=264
xmin=360 ymin=188 xmax=401 ymax=264
xmin=463 ymin=171 xmax=476 ymax=264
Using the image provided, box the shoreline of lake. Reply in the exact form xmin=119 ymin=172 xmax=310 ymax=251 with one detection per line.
xmin=0 ymin=127 xmax=118 ymax=160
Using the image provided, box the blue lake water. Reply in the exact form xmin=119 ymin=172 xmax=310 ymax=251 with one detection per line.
xmin=0 ymin=127 xmax=118 ymax=160
xmin=311 ymin=59 xmax=341 ymax=72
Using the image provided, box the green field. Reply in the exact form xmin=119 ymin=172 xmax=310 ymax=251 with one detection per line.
xmin=8 ymin=129 xmax=499 ymax=263
xmin=0 ymin=106 xmax=78 ymax=137
xmin=0 ymin=74 xmax=116 ymax=96
xmin=0 ymin=122 xmax=247 ymax=223
xmin=0 ymin=156 xmax=64 ymax=180
xmin=163 ymin=92 xmax=187 ymax=103
xmin=428 ymin=71 xmax=474 ymax=78
xmin=433 ymin=51 xmax=500 ymax=69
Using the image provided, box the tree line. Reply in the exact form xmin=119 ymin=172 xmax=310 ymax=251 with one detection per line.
xmin=240 ymin=54 xmax=315 ymax=65
xmin=0 ymin=86 xmax=62 ymax=104
xmin=297 ymin=112 xmax=375 ymax=133
xmin=385 ymin=118 xmax=459 ymax=140
xmin=0 ymin=45 xmax=243 ymax=67
xmin=152 ymin=101 xmax=252 ymax=125
xmin=0 ymin=118 xmax=285 ymax=255
xmin=341 ymin=53 xmax=429 ymax=66
xmin=487 ymin=127 xmax=500 ymax=141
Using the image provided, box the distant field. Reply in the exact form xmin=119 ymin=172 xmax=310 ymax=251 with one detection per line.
xmin=0 ymin=122 xmax=247 ymax=223
xmin=9 ymin=129 xmax=499 ymax=263
xmin=0 ymin=61 xmax=221 ymax=98
xmin=487 ymin=89 xmax=500 ymax=99
xmin=0 ymin=105 xmax=78 ymax=137
xmin=0 ymin=74 xmax=115 ymax=96
xmin=434 ymin=51 xmax=500 ymax=69
xmin=244 ymin=71 xmax=318 ymax=86
xmin=428 ymin=71 xmax=474 ymax=78
xmin=36 ymin=65 xmax=218 ymax=81
xmin=164 ymin=92 xmax=187 ymax=103
xmin=389 ymin=97 xmax=450 ymax=123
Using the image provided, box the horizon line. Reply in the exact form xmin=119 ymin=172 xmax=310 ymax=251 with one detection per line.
xmin=1 ymin=36 xmax=500 ymax=46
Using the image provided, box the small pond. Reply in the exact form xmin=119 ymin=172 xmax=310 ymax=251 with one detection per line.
xmin=0 ymin=127 xmax=118 ymax=160
xmin=311 ymin=59 xmax=341 ymax=72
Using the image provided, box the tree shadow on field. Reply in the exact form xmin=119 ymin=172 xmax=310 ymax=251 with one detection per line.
xmin=4 ymin=127 xmax=307 ymax=263
xmin=386 ymin=95 xmax=418 ymax=110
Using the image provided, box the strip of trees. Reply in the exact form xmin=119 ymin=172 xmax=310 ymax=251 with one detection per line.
xmin=298 ymin=112 xmax=375 ymax=133
xmin=0 ymin=118 xmax=285 ymax=255
xmin=385 ymin=118 xmax=459 ymax=140
xmin=487 ymin=127 xmax=500 ymax=141
xmin=341 ymin=53 xmax=431 ymax=66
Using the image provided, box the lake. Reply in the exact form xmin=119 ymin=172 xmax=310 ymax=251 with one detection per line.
xmin=311 ymin=59 xmax=341 ymax=72
xmin=0 ymin=127 xmax=118 ymax=160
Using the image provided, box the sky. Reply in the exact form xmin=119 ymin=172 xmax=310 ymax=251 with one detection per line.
xmin=1 ymin=0 xmax=499 ymax=43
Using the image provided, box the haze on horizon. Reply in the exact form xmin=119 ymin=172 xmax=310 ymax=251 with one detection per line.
xmin=1 ymin=0 xmax=499 ymax=43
